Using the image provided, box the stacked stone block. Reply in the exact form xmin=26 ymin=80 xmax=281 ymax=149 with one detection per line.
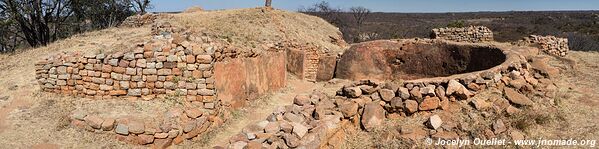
xmin=70 ymin=106 xmax=224 ymax=147
xmin=121 ymin=13 xmax=158 ymax=27
xmin=35 ymin=38 xmax=217 ymax=103
xmin=287 ymin=44 xmax=338 ymax=82
xmin=432 ymin=26 xmax=494 ymax=42
xmin=222 ymin=55 xmax=561 ymax=148
xmin=517 ymin=35 xmax=569 ymax=57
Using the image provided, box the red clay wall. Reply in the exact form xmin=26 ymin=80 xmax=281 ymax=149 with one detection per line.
xmin=214 ymin=52 xmax=286 ymax=108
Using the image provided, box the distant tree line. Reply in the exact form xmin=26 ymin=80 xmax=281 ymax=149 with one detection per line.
xmin=299 ymin=1 xmax=371 ymax=43
xmin=0 ymin=0 xmax=151 ymax=53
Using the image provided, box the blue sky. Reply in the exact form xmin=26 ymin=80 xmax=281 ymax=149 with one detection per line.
xmin=150 ymin=0 xmax=599 ymax=13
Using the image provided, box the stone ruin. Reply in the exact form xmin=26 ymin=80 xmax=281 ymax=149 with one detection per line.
xmin=34 ymin=10 xmax=566 ymax=148
xmin=35 ymin=15 xmax=289 ymax=146
xmin=515 ymin=35 xmax=569 ymax=57
xmin=431 ymin=26 xmax=494 ymax=43
xmin=121 ymin=13 xmax=159 ymax=27
xmin=221 ymin=39 xmax=562 ymax=148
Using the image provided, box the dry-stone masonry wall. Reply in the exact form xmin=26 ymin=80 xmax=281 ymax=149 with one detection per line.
xmin=432 ymin=26 xmax=494 ymax=42
xmin=287 ymin=43 xmax=338 ymax=82
xmin=516 ymin=35 xmax=569 ymax=57
xmin=121 ymin=13 xmax=158 ymax=27
xmin=37 ymin=19 xmax=288 ymax=148
xmin=220 ymin=42 xmax=561 ymax=149
xmin=35 ymin=38 xmax=216 ymax=101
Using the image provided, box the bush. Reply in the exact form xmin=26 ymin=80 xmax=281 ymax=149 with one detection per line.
xmin=447 ymin=20 xmax=465 ymax=28
xmin=567 ymin=33 xmax=599 ymax=51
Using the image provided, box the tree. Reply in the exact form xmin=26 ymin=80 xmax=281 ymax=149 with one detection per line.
xmin=132 ymin=0 xmax=151 ymax=14
xmin=349 ymin=6 xmax=370 ymax=28
xmin=0 ymin=0 xmax=73 ymax=47
xmin=0 ymin=0 xmax=147 ymax=50
xmin=299 ymin=1 xmax=344 ymax=26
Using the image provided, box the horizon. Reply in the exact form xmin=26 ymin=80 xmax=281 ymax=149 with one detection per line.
xmin=150 ymin=0 xmax=599 ymax=13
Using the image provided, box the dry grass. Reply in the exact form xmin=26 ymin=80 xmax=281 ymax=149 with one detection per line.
xmin=0 ymin=26 xmax=150 ymax=148
xmin=169 ymin=8 xmax=347 ymax=53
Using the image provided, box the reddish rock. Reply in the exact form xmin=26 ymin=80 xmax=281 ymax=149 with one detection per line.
xmin=101 ymin=118 xmax=115 ymax=131
xmin=404 ymin=100 xmax=419 ymax=114
xmin=361 ymin=103 xmax=385 ymax=131
xmin=504 ymin=88 xmax=533 ymax=106
xmin=446 ymin=79 xmax=473 ymax=99
xmin=418 ymin=96 xmax=440 ymax=111
xmin=185 ymin=109 xmax=203 ymax=118
xmin=378 ymin=89 xmax=395 ymax=102
xmin=154 ymin=133 xmax=169 ymax=139
xmin=138 ymin=134 xmax=155 ymax=145
xmin=471 ymin=98 xmax=491 ymax=110
xmin=493 ymin=119 xmax=507 ymax=134
xmin=151 ymin=138 xmax=173 ymax=149
xmin=186 ymin=55 xmax=195 ymax=63
xmin=344 ymin=87 xmax=362 ymax=98
xmin=128 ymin=121 xmax=145 ymax=134
xmin=83 ymin=115 xmax=104 ymax=129
xmin=173 ymin=135 xmax=184 ymax=145
xmin=339 ymin=101 xmax=359 ymax=118
xmin=293 ymin=94 xmax=311 ymax=106
xmin=196 ymin=55 xmax=213 ymax=64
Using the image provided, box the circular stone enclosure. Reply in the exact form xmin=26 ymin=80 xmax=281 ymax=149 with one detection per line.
xmin=335 ymin=40 xmax=507 ymax=81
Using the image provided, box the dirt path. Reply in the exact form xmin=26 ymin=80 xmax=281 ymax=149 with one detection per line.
xmin=203 ymin=77 xmax=347 ymax=147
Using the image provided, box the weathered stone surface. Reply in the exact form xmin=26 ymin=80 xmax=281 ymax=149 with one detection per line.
xmin=344 ymin=87 xmax=362 ymax=98
xmin=398 ymin=87 xmax=410 ymax=99
xmin=152 ymin=138 xmax=173 ymax=149
xmin=410 ymin=87 xmax=422 ymax=100
xmin=102 ymin=118 xmax=115 ymax=131
xmin=338 ymin=101 xmax=359 ymax=117
xmin=493 ymin=119 xmax=507 ymax=134
xmin=264 ymin=122 xmax=280 ymax=133
xmin=185 ymin=109 xmax=203 ymax=118
xmin=471 ymin=98 xmax=491 ymax=110
xmin=428 ymin=115 xmax=443 ymax=129
xmin=361 ymin=103 xmax=385 ymax=131
xmin=83 ymin=115 xmax=104 ymax=129
xmin=283 ymin=113 xmax=303 ymax=123
xmin=129 ymin=121 xmax=145 ymax=134
xmin=378 ymin=89 xmax=395 ymax=102
xmin=419 ymin=97 xmax=440 ymax=111
xmin=291 ymin=122 xmax=308 ymax=138
xmin=504 ymin=88 xmax=534 ymax=106
xmin=196 ymin=55 xmax=213 ymax=64
xmin=138 ymin=134 xmax=155 ymax=145
xmin=128 ymin=89 xmax=142 ymax=96
xmin=404 ymin=100 xmax=419 ymax=114
xmin=115 ymin=124 xmax=129 ymax=135
xmin=447 ymin=80 xmax=471 ymax=97
xmin=293 ymin=94 xmax=311 ymax=106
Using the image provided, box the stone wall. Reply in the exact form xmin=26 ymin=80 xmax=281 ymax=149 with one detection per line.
xmin=214 ymin=52 xmax=287 ymax=108
xmin=431 ymin=26 xmax=494 ymax=42
xmin=516 ymin=35 xmax=569 ymax=57
xmin=121 ymin=13 xmax=158 ymax=27
xmin=220 ymin=48 xmax=561 ymax=148
xmin=286 ymin=46 xmax=338 ymax=82
xmin=35 ymin=38 xmax=216 ymax=101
